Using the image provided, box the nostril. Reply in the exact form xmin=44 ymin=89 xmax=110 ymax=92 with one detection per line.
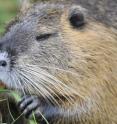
xmin=0 ymin=60 xmax=7 ymax=67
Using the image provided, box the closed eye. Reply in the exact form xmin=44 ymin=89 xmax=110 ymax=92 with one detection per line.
xmin=36 ymin=33 xmax=54 ymax=41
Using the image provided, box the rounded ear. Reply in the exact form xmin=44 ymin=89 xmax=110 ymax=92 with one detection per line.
xmin=19 ymin=0 xmax=31 ymax=13
xmin=68 ymin=6 xmax=86 ymax=28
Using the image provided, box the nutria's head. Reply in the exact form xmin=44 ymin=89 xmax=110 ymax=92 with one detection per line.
xmin=0 ymin=3 xmax=117 ymax=104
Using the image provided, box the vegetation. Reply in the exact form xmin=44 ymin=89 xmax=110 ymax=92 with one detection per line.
xmin=0 ymin=0 xmax=18 ymax=34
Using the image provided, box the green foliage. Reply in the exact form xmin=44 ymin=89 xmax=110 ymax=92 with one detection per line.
xmin=0 ymin=0 xmax=18 ymax=35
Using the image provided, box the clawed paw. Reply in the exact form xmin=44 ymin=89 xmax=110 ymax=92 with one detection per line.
xmin=18 ymin=95 xmax=57 ymax=124
xmin=18 ymin=95 xmax=42 ymax=119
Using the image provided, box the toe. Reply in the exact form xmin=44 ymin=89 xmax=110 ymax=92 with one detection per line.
xmin=23 ymin=102 xmax=39 ymax=118
xmin=18 ymin=96 xmax=34 ymax=111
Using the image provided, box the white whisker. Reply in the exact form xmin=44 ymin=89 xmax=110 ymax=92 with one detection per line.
xmin=13 ymin=69 xmax=26 ymax=95
xmin=23 ymin=67 xmax=75 ymax=104
xmin=17 ymin=69 xmax=59 ymax=105
xmin=24 ymin=65 xmax=84 ymax=99
xmin=13 ymin=64 xmax=86 ymax=105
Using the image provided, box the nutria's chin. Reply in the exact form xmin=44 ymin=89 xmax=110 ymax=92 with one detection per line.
xmin=0 ymin=2 xmax=116 ymax=124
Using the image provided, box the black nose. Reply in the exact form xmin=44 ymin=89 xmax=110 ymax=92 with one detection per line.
xmin=0 ymin=60 xmax=7 ymax=67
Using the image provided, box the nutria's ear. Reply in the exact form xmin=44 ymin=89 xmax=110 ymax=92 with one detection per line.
xmin=69 ymin=6 xmax=86 ymax=28
xmin=19 ymin=0 xmax=31 ymax=13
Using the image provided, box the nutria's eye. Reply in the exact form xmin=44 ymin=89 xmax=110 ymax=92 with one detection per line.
xmin=36 ymin=34 xmax=52 ymax=41
xmin=70 ymin=12 xmax=85 ymax=28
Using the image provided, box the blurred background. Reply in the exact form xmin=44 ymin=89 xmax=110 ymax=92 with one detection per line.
xmin=0 ymin=0 xmax=18 ymax=35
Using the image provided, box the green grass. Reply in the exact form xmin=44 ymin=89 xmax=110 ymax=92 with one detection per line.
xmin=0 ymin=0 xmax=18 ymax=34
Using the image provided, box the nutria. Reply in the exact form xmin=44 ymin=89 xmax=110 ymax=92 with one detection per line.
xmin=0 ymin=1 xmax=117 ymax=124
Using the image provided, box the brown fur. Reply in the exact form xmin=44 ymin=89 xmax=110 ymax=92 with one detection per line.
xmin=36 ymin=8 xmax=117 ymax=123
xmin=59 ymin=12 xmax=117 ymax=123
xmin=0 ymin=1 xmax=117 ymax=124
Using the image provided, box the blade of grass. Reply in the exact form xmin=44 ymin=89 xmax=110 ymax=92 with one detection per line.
xmin=38 ymin=111 xmax=49 ymax=124
xmin=6 ymin=99 xmax=15 ymax=121
xmin=11 ymin=112 xmax=24 ymax=124
xmin=32 ymin=112 xmax=38 ymax=124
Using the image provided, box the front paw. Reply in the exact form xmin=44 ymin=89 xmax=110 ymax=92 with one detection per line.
xmin=18 ymin=95 xmax=43 ymax=119
xmin=18 ymin=95 xmax=59 ymax=123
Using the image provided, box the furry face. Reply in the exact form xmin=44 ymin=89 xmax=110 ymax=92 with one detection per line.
xmin=0 ymin=2 xmax=117 ymax=124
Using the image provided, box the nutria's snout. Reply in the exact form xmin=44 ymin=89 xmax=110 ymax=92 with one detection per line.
xmin=0 ymin=52 xmax=10 ymax=71
xmin=0 ymin=60 xmax=7 ymax=67
xmin=0 ymin=51 xmax=13 ymax=89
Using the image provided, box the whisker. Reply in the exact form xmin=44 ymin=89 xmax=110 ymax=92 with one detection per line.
xmin=14 ymin=64 xmax=86 ymax=105
xmin=13 ymin=69 xmax=26 ymax=95
xmin=28 ymin=65 xmax=78 ymax=76
xmin=24 ymin=66 xmax=84 ymax=99
xmin=15 ymin=64 xmax=78 ymax=77
xmin=24 ymin=73 xmax=64 ymax=105
xmin=21 ymin=67 xmax=81 ymax=104
xmin=9 ymin=71 xmax=18 ymax=91
xmin=17 ymin=69 xmax=60 ymax=105
xmin=21 ymin=67 xmax=75 ymax=104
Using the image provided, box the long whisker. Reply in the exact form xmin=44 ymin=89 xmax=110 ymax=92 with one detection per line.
xmin=26 ymin=67 xmax=84 ymax=104
xmin=21 ymin=66 xmax=75 ymax=104
xmin=22 ymin=69 xmax=66 ymax=105
xmin=24 ymin=65 xmax=84 ymax=99
xmin=17 ymin=68 xmax=60 ymax=105
xmin=14 ymin=64 xmax=86 ymax=106
xmin=15 ymin=64 xmax=78 ymax=77
xmin=9 ymin=71 xmax=18 ymax=91
xmin=17 ymin=71 xmax=32 ymax=96
xmin=13 ymin=69 xmax=26 ymax=95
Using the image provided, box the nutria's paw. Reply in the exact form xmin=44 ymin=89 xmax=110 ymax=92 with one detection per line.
xmin=18 ymin=95 xmax=59 ymax=123
xmin=18 ymin=95 xmax=42 ymax=119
